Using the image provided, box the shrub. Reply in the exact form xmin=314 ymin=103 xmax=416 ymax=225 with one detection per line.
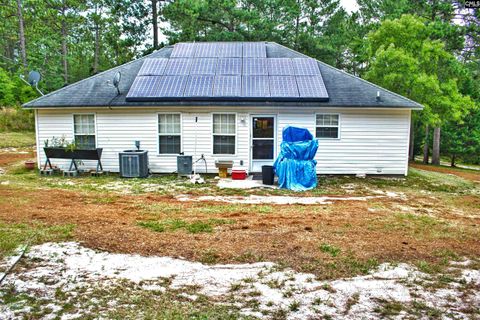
xmin=0 ymin=106 xmax=34 ymax=132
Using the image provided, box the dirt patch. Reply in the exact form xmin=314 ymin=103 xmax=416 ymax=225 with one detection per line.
xmin=0 ymin=152 xmax=33 ymax=167
xmin=0 ymin=185 xmax=478 ymax=279
xmin=410 ymin=162 xmax=480 ymax=182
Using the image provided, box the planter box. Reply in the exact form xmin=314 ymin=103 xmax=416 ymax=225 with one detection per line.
xmin=43 ymin=147 xmax=103 ymax=172
xmin=43 ymin=147 xmax=102 ymax=160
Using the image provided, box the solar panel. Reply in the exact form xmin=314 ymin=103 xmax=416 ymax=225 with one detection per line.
xmin=243 ymin=42 xmax=267 ymax=58
xmin=296 ymin=76 xmax=328 ymax=98
xmin=190 ymin=58 xmax=217 ymax=75
xmin=184 ymin=75 xmax=214 ymax=97
xmin=213 ymin=76 xmax=241 ymax=97
xmin=137 ymin=58 xmax=168 ymax=76
xmin=164 ymin=58 xmax=192 ymax=75
xmin=267 ymin=58 xmax=293 ymax=76
xmin=126 ymin=76 xmax=188 ymax=99
xmin=218 ymin=43 xmax=242 ymax=57
xmin=292 ymin=58 xmax=320 ymax=75
xmin=243 ymin=58 xmax=267 ymax=75
xmin=126 ymin=76 xmax=159 ymax=98
xmin=171 ymin=43 xmax=196 ymax=58
xmin=216 ymin=58 xmax=242 ymax=75
xmin=269 ymin=76 xmax=299 ymax=97
xmin=195 ymin=43 xmax=218 ymax=57
xmin=157 ymin=76 xmax=189 ymax=97
xmin=242 ymin=76 xmax=270 ymax=97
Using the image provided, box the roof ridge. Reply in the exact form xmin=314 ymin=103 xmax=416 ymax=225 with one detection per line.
xmin=271 ymin=42 xmax=423 ymax=109
xmin=23 ymin=46 xmax=172 ymax=107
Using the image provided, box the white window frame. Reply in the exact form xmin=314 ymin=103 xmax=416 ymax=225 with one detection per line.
xmin=315 ymin=113 xmax=341 ymax=140
xmin=72 ymin=113 xmax=97 ymax=149
xmin=157 ymin=112 xmax=182 ymax=155
xmin=211 ymin=112 xmax=237 ymax=156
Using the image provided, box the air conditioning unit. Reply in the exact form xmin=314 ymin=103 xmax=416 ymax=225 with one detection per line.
xmin=177 ymin=155 xmax=192 ymax=177
xmin=119 ymin=150 xmax=149 ymax=178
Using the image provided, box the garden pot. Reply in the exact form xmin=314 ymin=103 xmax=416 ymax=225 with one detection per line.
xmin=25 ymin=160 xmax=36 ymax=170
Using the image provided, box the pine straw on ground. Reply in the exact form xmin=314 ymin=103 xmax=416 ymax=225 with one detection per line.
xmin=410 ymin=162 xmax=480 ymax=182
xmin=0 ymin=184 xmax=478 ymax=280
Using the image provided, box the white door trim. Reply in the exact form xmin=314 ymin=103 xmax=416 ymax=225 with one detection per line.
xmin=249 ymin=114 xmax=277 ymax=172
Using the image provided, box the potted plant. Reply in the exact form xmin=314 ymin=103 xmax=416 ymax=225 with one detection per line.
xmin=24 ymin=160 xmax=35 ymax=170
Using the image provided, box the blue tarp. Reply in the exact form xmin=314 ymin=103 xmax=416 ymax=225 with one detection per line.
xmin=273 ymin=126 xmax=318 ymax=191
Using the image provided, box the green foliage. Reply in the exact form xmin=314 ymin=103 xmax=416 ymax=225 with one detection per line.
xmin=137 ymin=218 xmax=234 ymax=234
xmin=365 ymin=15 xmax=475 ymax=126
xmin=320 ymin=243 xmax=341 ymax=257
xmin=43 ymin=136 xmax=78 ymax=151
xmin=441 ymin=107 xmax=480 ymax=165
xmin=0 ymin=106 xmax=34 ymax=132
xmin=0 ymin=0 xmax=149 ymax=99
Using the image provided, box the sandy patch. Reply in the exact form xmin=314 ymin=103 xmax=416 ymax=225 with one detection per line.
xmin=217 ymin=178 xmax=278 ymax=189
xmin=1 ymin=242 xmax=478 ymax=319
xmin=176 ymin=192 xmax=405 ymax=205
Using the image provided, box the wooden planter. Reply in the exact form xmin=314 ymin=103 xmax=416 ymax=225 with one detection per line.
xmin=43 ymin=147 xmax=103 ymax=172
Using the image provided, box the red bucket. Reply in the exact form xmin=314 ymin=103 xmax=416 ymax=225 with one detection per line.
xmin=231 ymin=169 xmax=247 ymax=180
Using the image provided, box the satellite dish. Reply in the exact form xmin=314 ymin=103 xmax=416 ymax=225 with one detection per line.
xmin=113 ymin=71 xmax=121 ymax=94
xmin=28 ymin=71 xmax=41 ymax=86
xmin=19 ymin=70 xmax=43 ymax=95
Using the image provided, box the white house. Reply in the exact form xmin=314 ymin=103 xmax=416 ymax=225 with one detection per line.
xmin=23 ymin=42 xmax=422 ymax=175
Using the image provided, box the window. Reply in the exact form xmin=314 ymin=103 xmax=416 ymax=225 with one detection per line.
xmin=213 ymin=114 xmax=236 ymax=154
xmin=73 ymin=114 xmax=96 ymax=149
xmin=158 ymin=114 xmax=181 ymax=154
xmin=316 ymin=114 xmax=339 ymax=139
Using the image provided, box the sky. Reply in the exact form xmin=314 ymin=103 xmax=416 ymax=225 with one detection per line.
xmin=340 ymin=0 xmax=360 ymax=12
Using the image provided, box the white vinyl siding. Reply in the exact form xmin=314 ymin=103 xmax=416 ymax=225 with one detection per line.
xmin=158 ymin=114 xmax=181 ymax=154
xmin=73 ymin=114 xmax=96 ymax=149
xmin=36 ymin=108 xmax=410 ymax=175
xmin=212 ymin=113 xmax=236 ymax=155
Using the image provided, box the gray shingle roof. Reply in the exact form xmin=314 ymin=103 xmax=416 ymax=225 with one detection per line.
xmin=23 ymin=42 xmax=423 ymax=109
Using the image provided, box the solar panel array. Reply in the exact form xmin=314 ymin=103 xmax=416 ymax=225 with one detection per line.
xmin=171 ymin=42 xmax=266 ymax=58
xmin=126 ymin=43 xmax=329 ymax=101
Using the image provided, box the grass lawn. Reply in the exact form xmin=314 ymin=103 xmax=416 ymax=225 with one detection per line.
xmin=0 ymin=147 xmax=479 ymax=319
xmin=0 ymin=132 xmax=35 ymax=148
xmin=0 ymin=151 xmax=478 ymax=278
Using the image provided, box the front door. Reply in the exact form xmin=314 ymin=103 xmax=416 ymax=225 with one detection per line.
xmin=250 ymin=115 xmax=276 ymax=172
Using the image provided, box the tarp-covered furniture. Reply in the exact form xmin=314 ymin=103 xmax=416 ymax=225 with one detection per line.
xmin=273 ymin=127 xmax=318 ymax=191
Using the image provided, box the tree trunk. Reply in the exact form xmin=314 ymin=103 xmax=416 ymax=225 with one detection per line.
xmin=16 ymin=0 xmax=27 ymax=72
xmin=61 ymin=18 xmax=68 ymax=84
xmin=450 ymin=154 xmax=456 ymax=167
xmin=432 ymin=127 xmax=441 ymax=165
xmin=409 ymin=117 xmax=415 ymax=161
xmin=423 ymin=125 xmax=429 ymax=164
xmin=93 ymin=17 xmax=100 ymax=74
xmin=152 ymin=0 xmax=158 ymax=49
